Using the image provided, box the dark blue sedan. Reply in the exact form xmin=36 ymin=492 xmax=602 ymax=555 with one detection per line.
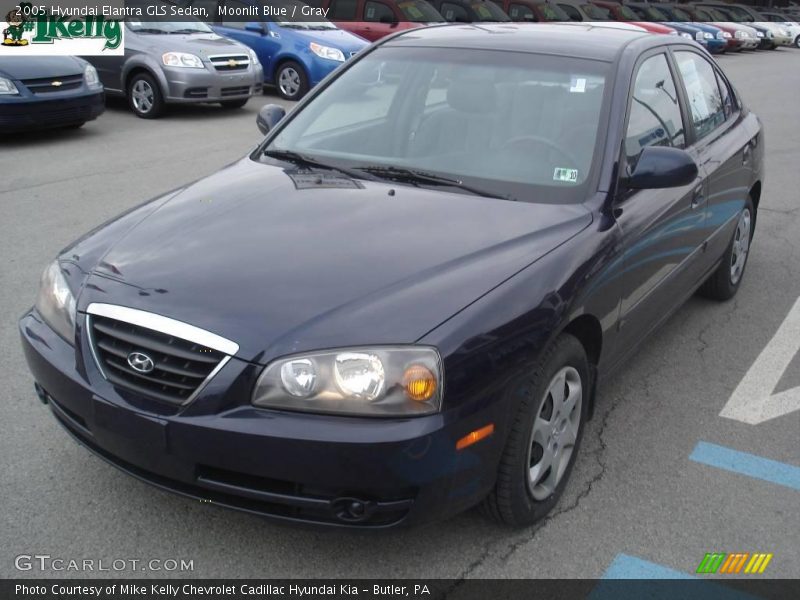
xmin=0 ymin=57 xmax=105 ymax=132
xmin=20 ymin=23 xmax=763 ymax=528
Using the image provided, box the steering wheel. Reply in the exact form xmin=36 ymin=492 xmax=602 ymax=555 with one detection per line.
xmin=501 ymin=135 xmax=580 ymax=169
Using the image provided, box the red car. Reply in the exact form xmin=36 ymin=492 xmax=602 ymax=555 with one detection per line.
xmin=313 ymin=0 xmax=445 ymax=41
xmin=591 ymin=0 xmax=678 ymax=35
xmin=681 ymin=5 xmax=743 ymax=52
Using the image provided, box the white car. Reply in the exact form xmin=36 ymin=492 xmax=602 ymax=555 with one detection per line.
xmin=762 ymin=11 xmax=800 ymax=48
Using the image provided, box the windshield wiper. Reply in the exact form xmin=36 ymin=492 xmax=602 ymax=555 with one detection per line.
xmin=169 ymin=28 xmax=208 ymax=34
xmin=354 ymin=165 xmax=513 ymax=200
xmin=263 ymin=149 xmax=370 ymax=181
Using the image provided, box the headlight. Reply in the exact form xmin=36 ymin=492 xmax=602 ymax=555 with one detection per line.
xmin=162 ymin=52 xmax=204 ymax=68
xmin=253 ymin=346 xmax=443 ymax=416
xmin=779 ymin=28 xmax=789 ymax=37
xmin=84 ymin=64 xmax=102 ymax=90
xmin=723 ymin=32 xmax=731 ymax=39
xmin=756 ymin=31 xmax=765 ymax=37
xmin=766 ymin=30 xmax=774 ymax=38
xmin=0 ymin=76 xmax=19 ymax=95
xmin=668 ymin=30 xmax=678 ymax=36
xmin=703 ymin=32 xmax=714 ymax=40
xmin=35 ymin=261 xmax=77 ymax=344
xmin=681 ymin=32 xmax=694 ymax=39
xmin=309 ymin=42 xmax=345 ymax=62
xmin=248 ymin=48 xmax=260 ymax=66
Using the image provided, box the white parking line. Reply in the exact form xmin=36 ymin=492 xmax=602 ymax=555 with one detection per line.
xmin=720 ymin=296 xmax=800 ymax=425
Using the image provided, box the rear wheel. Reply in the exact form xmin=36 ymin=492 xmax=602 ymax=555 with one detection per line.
xmin=480 ymin=334 xmax=589 ymax=527
xmin=128 ymin=72 xmax=164 ymax=119
xmin=795 ymin=35 xmax=800 ymax=49
xmin=275 ymin=61 xmax=308 ymax=101
xmin=220 ymin=98 xmax=249 ymax=109
xmin=698 ymin=198 xmax=754 ymax=301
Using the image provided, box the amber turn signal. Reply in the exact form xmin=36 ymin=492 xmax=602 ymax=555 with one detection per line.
xmin=456 ymin=424 xmax=495 ymax=450
xmin=402 ymin=364 xmax=437 ymax=402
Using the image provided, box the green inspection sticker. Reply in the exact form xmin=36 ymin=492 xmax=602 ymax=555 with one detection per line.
xmin=553 ymin=168 xmax=578 ymax=183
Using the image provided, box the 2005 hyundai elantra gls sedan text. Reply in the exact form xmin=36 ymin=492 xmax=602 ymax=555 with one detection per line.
xmin=21 ymin=23 xmax=763 ymax=528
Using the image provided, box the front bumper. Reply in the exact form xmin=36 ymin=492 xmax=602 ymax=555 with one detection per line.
xmin=0 ymin=90 xmax=104 ymax=132
xmin=162 ymin=64 xmax=264 ymax=103
xmin=19 ymin=310 xmax=502 ymax=528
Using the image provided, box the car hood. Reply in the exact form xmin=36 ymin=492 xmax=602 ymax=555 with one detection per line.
xmin=0 ymin=56 xmax=84 ymax=79
xmin=78 ymin=158 xmax=591 ymax=363
xmin=277 ymin=25 xmax=368 ymax=51
xmin=139 ymin=32 xmax=249 ymax=54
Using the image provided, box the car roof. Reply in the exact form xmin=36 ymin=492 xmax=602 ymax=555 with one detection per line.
xmin=384 ymin=22 xmax=654 ymax=62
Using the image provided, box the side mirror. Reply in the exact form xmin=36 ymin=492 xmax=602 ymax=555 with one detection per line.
xmin=257 ymin=104 xmax=286 ymax=135
xmin=625 ymin=146 xmax=698 ymax=190
xmin=245 ymin=21 xmax=266 ymax=34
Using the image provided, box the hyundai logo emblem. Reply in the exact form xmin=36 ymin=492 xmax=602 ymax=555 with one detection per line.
xmin=127 ymin=351 xmax=155 ymax=374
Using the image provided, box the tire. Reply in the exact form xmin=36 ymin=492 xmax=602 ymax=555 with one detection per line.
xmin=480 ymin=333 xmax=590 ymax=527
xmin=220 ymin=98 xmax=249 ymax=109
xmin=127 ymin=72 xmax=164 ymax=119
xmin=697 ymin=198 xmax=755 ymax=301
xmin=795 ymin=35 xmax=800 ymax=49
xmin=275 ymin=61 xmax=308 ymax=101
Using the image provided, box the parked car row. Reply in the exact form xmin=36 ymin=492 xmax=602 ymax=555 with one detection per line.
xmin=2 ymin=0 xmax=797 ymax=131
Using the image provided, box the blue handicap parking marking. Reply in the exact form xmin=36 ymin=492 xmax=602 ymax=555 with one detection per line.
xmin=591 ymin=554 xmax=760 ymax=600
xmin=689 ymin=442 xmax=800 ymax=492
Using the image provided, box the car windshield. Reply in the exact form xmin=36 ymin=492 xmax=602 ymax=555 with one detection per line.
xmin=617 ymin=5 xmax=640 ymax=20
xmin=262 ymin=47 xmax=609 ymax=204
xmin=723 ymin=5 xmax=757 ymax=22
xmin=271 ymin=0 xmax=338 ymax=28
xmin=697 ymin=8 xmax=723 ymax=21
xmin=397 ymin=0 xmax=444 ymax=22
xmin=582 ymin=4 xmax=611 ymax=19
xmin=539 ymin=3 xmax=570 ymax=20
xmin=665 ymin=6 xmax=693 ymax=22
xmin=127 ymin=20 xmax=213 ymax=34
xmin=469 ymin=1 xmax=511 ymax=21
xmin=643 ymin=6 xmax=669 ymax=21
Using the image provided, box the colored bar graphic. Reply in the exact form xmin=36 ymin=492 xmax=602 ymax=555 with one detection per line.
xmin=696 ymin=553 xmax=774 ymax=575
xmin=689 ymin=442 xmax=800 ymax=491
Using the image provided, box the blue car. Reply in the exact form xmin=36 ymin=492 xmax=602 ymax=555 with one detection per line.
xmin=190 ymin=0 xmax=368 ymax=100
xmin=652 ymin=3 xmax=728 ymax=54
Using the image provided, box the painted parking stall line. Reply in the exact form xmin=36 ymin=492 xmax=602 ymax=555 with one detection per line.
xmin=720 ymin=296 xmax=800 ymax=425
xmin=689 ymin=442 xmax=800 ymax=492
xmin=590 ymin=554 xmax=761 ymax=600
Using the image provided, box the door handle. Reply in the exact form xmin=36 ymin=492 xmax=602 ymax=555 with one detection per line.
xmin=691 ymin=185 xmax=704 ymax=209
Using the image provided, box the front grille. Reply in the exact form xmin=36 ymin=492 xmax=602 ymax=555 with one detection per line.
xmin=220 ymin=85 xmax=250 ymax=97
xmin=20 ymin=73 xmax=83 ymax=93
xmin=208 ymin=54 xmax=250 ymax=72
xmin=89 ymin=315 xmax=226 ymax=405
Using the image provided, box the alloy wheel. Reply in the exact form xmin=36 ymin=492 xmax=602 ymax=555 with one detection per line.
xmin=278 ymin=67 xmax=301 ymax=99
xmin=131 ymin=80 xmax=154 ymax=114
xmin=527 ymin=366 xmax=583 ymax=501
xmin=730 ymin=208 xmax=752 ymax=285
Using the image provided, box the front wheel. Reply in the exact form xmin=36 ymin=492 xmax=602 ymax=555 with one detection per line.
xmin=698 ymin=199 xmax=755 ymax=301
xmin=795 ymin=35 xmax=800 ymax=49
xmin=127 ymin=73 xmax=164 ymax=119
xmin=275 ymin=61 xmax=308 ymax=101
xmin=480 ymin=334 xmax=589 ymax=527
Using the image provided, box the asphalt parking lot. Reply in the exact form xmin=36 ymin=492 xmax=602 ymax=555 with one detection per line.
xmin=2 ymin=48 xmax=798 ymax=580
